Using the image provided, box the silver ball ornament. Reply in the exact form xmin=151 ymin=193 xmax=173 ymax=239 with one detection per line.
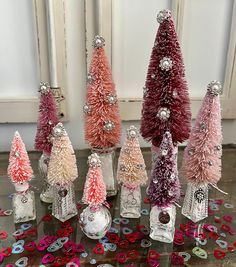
xmin=207 ymin=80 xmax=222 ymax=96
xmin=156 ymin=107 xmax=170 ymax=121
xmin=156 ymin=9 xmax=171 ymax=23
xmin=83 ymin=103 xmax=91 ymax=114
xmin=103 ymin=121 xmax=115 ymax=132
xmin=39 ymin=81 xmax=50 ymax=94
xmin=79 ymin=205 xmax=112 ymax=239
xmin=88 ymin=153 xmax=101 ymax=167
xmin=106 ymin=94 xmax=117 ymax=105
xmin=53 ymin=123 xmax=66 ymax=137
xmin=159 ymin=57 xmax=173 ymax=71
xmin=93 ymin=35 xmax=105 ymax=48
xmin=127 ymin=125 xmax=138 ymax=139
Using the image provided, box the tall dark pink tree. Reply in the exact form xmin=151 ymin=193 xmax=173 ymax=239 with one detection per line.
xmin=35 ymin=82 xmax=59 ymax=155
xmin=35 ymin=81 xmax=59 ymax=204
xmin=140 ymin=10 xmax=191 ymax=147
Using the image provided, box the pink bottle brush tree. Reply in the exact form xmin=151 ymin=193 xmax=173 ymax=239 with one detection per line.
xmin=140 ymin=10 xmax=191 ymax=147
xmin=182 ymin=81 xmax=223 ymax=222
xmin=182 ymin=81 xmax=222 ymax=185
xmin=8 ymin=131 xmax=36 ymax=223
xmin=80 ymin=153 xmax=111 ymax=240
xmin=35 ymin=81 xmax=59 ymax=156
xmin=8 ymin=131 xmax=33 ymax=184
xmin=84 ymin=36 xmax=121 ymax=149
xmin=82 ymin=153 xmax=106 ymax=206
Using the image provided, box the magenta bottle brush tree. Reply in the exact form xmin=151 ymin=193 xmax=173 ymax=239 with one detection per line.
xmin=8 ymin=131 xmax=36 ymax=223
xmin=83 ymin=35 xmax=121 ymax=196
xmin=35 ymin=81 xmax=59 ymax=203
xmin=79 ymin=153 xmax=111 ymax=239
xmin=148 ymin=131 xmax=180 ymax=243
xmin=182 ymin=81 xmax=223 ymax=222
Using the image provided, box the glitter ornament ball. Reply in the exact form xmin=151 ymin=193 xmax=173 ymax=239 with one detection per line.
xmin=207 ymin=80 xmax=222 ymax=96
xmin=93 ymin=35 xmax=105 ymax=48
xmin=79 ymin=205 xmax=112 ymax=239
xmin=159 ymin=57 xmax=173 ymax=71
xmin=156 ymin=107 xmax=170 ymax=121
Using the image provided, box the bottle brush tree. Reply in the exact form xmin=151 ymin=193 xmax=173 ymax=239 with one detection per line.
xmin=140 ymin=10 xmax=191 ymax=147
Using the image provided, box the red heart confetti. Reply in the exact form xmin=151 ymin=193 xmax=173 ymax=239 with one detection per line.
xmin=171 ymin=252 xmax=184 ymax=265
xmin=146 ymin=258 xmax=159 ymax=267
xmin=148 ymin=250 xmax=160 ymax=260
xmin=228 ymin=246 xmax=235 ymax=252
xmin=115 ymin=252 xmax=127 ymax=263
xmin=127 ymin=250 xmax=139 ymax=260
xmin=92 ymin=243 xmax=104 ymax=255
xmin=208 ymin=232 xmax=219 ymax=240
xmin=118 ymin=239 xmax=129 ymax=249
xmin=221 ymin=224 xmax=231 ymax=232
xmin=107 ymin=233 xmax=120 ymax=243
xmin=0 ymin=247 xmax=12 ymax=257
xmin=214 ymin=249 xmax=226 ymax=260
xmin=41 ymin=214 xmax=53 ymax=221
xmin=0 ymin=231 xmax=8 ymax=239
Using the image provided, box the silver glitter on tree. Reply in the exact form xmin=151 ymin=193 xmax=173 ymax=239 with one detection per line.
xmin=156 ymin=107 xmax=170 ymax=121
xmin=53 ymin=123 xmax=66 ymax=137
xmin=156 ymin=9 xmax=171 ymax=23
xmin=159 ymin=57 xmax=173 ymax=71
xmin=87 ymin=73 xmax=94 ymax=84
xmin=106 ymin=94 xmax=117 ymax=105
xmin=127 ymin=126 xmax=138 ymax=139
xmin=83 ymin=103 xmax=91 ymax=114
xmin=93 ymin=35 xmax=105 ymax=48
xmin=39 ymin=81 xmax=50 ymax=94
xmin=143 ymin=87 xmax=149 ymax=97
xmin=207 ymin=80 xmax=222 ymax=96
xmin=103 ymin=120 xmax=115 ymax=132
xmin=88 ymin=153 xmax=101 ymax=168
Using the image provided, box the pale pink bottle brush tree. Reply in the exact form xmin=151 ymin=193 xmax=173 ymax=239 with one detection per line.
xmin=182 ymin=80 xmax=223 ymax=222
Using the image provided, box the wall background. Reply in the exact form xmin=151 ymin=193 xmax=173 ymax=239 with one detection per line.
xmin=0 ymin=0 xmax=236 ymax=152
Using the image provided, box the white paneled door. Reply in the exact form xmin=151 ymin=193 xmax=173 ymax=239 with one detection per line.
xmin=85 ymin=0 xmax=236 ymax=120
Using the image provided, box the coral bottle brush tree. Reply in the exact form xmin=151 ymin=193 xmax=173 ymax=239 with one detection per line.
xmin=117 ymin=126 xmax=148 ymax=218
xmin=140 ymin=10 xmax=191 ymax=148
xmin=34 ymin=81 xmax=59 ymax=203
xmin=182 ymin=81 xmax=223 ymax=222
xmin=83 ymin=35 xmax=121 ymax=196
